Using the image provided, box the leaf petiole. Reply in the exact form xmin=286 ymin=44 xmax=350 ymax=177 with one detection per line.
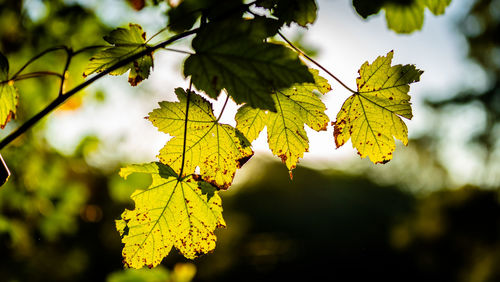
xmin=278 ymin=31 xmax=357 ymax=94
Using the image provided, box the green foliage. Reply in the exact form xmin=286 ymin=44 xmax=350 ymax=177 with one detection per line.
xmin=0 ymin=52 xmax=18 ymax=128
xmin=167 ymin=0 xmax=245 ymax=33
xmin=116 ymin=162 xmax=225 ymax=268
xmin=334 ymin=51 xmax=423 ymax=164
xmin=184 ymin=18 xmax=313 ymax=111
xmin=83 ymin=24 xmax=153 ymax=86
xmin=0 ymin=0 xmax=431 ymax=271
xmin=352 ymin=0 xmax=452 ymax=33
xmin=258 ymin=0 xmax=318 ymax=27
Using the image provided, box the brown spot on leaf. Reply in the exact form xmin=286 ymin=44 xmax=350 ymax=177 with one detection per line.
xmin=1 ymin=111 xmax=14 ymax=129
xmin=236 ymin=153 xmax=253 ymax=168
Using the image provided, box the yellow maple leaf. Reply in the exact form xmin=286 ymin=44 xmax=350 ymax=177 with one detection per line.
xmin=116 ymin=162 xmax=225 ymax=269
xmin=334 ymin=51 xmax=423 ymax=164
xmin=149 ymin=88 xmax=253 ymax=189
xmin=236 ymin=69 xmax=331 ymax=173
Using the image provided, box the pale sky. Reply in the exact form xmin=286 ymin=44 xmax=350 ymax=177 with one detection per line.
xmin=39 ymin=0 xmax=495 ymax=185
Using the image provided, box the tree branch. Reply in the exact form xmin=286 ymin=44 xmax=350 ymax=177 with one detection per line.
xmin=0 ymin=28 xmax=199 ymax=150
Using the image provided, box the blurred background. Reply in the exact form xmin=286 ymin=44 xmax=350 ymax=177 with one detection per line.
xmin=0 ymin=0 xmax=499 ymax=281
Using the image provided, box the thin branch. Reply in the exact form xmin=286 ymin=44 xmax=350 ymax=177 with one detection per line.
xmin=216 ymin=95 xmax=230 ymax=123
xmin=277 ymin=31 xmax=357 ymax=94
xmin=59 ymin=47 xmax=73 ymax=96
xmin=178 ymin=80 xmax=193 ymax=179
xmin=0 ymin=28 xmax=199 ymax=151
xmin=12 ymin=71 xmax=63 ymax=82
xmin=11 ymin=46 xmax=68 ymax=79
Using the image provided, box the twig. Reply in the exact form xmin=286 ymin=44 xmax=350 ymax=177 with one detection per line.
xmin=0 ymin=28 xmax=199 ymax=150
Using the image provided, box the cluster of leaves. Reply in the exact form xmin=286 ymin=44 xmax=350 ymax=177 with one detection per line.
xmin=0 ymin=0 xmax=454 ymax=270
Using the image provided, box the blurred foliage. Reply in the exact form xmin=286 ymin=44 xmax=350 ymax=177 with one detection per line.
xmin=427 ymin=0 xmax=500 ymax=154
xmin=0 ymin=0 xmax=498 ymax=281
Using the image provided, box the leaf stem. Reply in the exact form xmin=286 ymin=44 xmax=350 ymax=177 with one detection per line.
xmin=145 ymin=27 xmax=168 ymax=44
xmin=59 ymin=47 xmax=73 ymax=96
xmin=0 ymin=28 xmax=199 ymax=151
xmin=277 ymin=31 xmax=357 ymax=94
xmin=178 ymin=80 xmax=193 ymax=179
xmin=0 ymin=71 xmax=63 ymax=84
xmin=162 ymin=48 xmax=194 ymax=55
xmin=216 ymin=95 xmax=230 ymax=123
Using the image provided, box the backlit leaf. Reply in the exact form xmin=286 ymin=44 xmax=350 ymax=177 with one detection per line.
xmin=352 ymin=0 xmax=452 ymax=33
xmin=384 ymin=1 xmax=425 ymax=34
xmin=184 ymin=19 xmax=313 ymax=111
xmin=425 ymin=0 xmax=451 ymax=15
xmin=334 ymin=51 xmax=423 ymax=164
xmin=236 ymin=69 xmax=331 ymax=173
xmin=83 ymin=23 xmax=153 ymax=86
xmin=116 ymin=162 xmax=225 ymax=268
xmin=0 ymin=52 xmax=18 ymax=129
xmin=149 ymin=88 xmax=253 ymax=189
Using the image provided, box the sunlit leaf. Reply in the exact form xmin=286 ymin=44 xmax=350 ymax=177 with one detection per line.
xmin=83 ymin=23 xmax=153 ymax=86
xmin=149 ymin=88 xmax=253 ymax=189
xmin=334 ymin=51 xmax=423 ymax=164
xmin=236 ymin=69 xmax=331 ymax=173
xmin=352 ymin=0 xmax=452 ymax=33
xmin=116 ymin=162 xmax=225 ymax=268
xmin=184 ymin=19 xmax=313 ymax=111
xmin=384 ymin=1 xmax=425 ymax=33
xmin=0 ymin=52 xmax=18 ymax=129
xmin=424 ymin=0 xmax=451 ymax=15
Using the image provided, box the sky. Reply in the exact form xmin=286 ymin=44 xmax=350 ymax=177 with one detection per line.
xmin=34 ymin=0 xmax=495 ymax=186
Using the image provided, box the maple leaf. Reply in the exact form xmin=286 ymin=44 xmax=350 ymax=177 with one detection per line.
xmin=334 ymin=51 xmax=423 ymax=164
xmin=148 ymin=88 xmax=253 ymax=189
xmin=83 ymin=23 xmax=153 ymax=86
xmin=0 ymin=52 xmax=18 ymax=129
xmin=184 ymin=18 xmax=313 ymax=111
xmin=236 ymin=69 xmax=331 ymax=173
xmin=116 ymin=162 xmax=225 ymax=269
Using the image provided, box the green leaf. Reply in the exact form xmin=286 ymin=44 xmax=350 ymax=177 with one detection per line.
xmin=352 ymin=0 xmax=452 ymax=33
xmin=184 ymin=19 xmax=314 ymax=111
xmin=0 ymin=52 xmax=18 ymax=129
xmin=258 ymin=0 xmax=318 ymax=27
xmin=384 ymin=1 xmax=425 ymax=34
xmin=424 ymin=0 xmax=451 ymax=15
xmin=116 ymin=162 xmax=225 ymax=268
xmin=236 ymin=69 xmax=331 ymax=173
xmin=334 ymin=51 xmax=423 ymax=164
xmin=148 ymin=88 xmax=253 ymax=189
xmin=167 ymin=0 xmax=245 ymax=33
xmin=83 ymin=23 xmax=153 ymax=86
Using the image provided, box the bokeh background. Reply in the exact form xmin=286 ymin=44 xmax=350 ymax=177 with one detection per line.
xmin=0 ymin=0 xmax=499 ymax=281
